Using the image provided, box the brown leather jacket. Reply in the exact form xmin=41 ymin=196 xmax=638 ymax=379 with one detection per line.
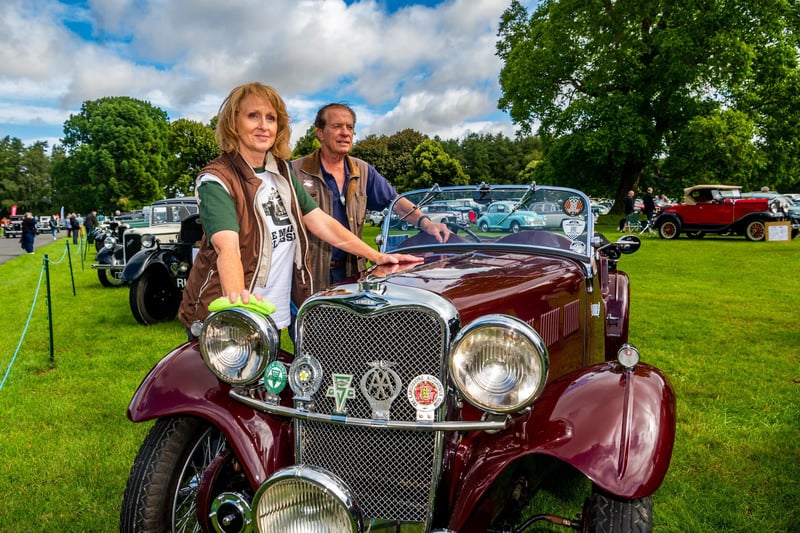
xmin=178 ymin=151 xmax=314 ymax=330
xmin=290 ymin=149 xmax=369 ymax=290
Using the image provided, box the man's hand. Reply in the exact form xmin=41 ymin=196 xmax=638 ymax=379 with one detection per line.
xmin=420 ymin=219 xmax=452 ymax=243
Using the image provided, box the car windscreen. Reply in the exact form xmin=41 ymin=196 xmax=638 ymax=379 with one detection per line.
xmin=381 ymin=185 xmax=593 ymax=258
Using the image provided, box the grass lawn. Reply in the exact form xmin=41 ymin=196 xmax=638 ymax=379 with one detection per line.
xmin=0 ymin=226 xmax=797 ymax=531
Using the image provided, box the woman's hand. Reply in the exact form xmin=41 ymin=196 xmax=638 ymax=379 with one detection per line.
xmin=225 ymin=288 xmax=262 ymax=304
xmin=372 ymin=252 xmax=424 ymax=266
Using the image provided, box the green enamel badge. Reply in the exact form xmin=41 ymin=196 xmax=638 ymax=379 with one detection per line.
xmin=264 ymin=361 xmax=287 ymax=394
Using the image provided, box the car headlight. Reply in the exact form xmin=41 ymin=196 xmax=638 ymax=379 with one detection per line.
xmin=141 ymin=234 xmax=156 ymax=248
xmin=103 ymin=236 xmax=116 ymax=249
xmin=199 ymin=308 xmax=279 ymax=385
xmin=253 ymin=465 xmax=362 ymax=533
xmin=450 ymin=315 xmax=549 ymax=414
xmin=769 ymin=197 xmax=787 ymax=214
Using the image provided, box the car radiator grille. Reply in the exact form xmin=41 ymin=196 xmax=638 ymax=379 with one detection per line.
xmin=297 ymin=303 xmax=446 ymax=522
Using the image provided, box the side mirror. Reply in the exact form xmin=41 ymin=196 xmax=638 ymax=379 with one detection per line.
xmin=617 ymin=234 xmax=641 ymax=254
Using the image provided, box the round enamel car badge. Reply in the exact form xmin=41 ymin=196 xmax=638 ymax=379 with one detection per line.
xmin=407 ymin=374 xmax=444 ymax=422
xmin=264 ymin=361 xmax=287 ymax=395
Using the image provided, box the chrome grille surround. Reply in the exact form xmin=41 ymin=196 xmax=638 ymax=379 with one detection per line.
xmin=294 ymin=284 xmax=459 ymax=526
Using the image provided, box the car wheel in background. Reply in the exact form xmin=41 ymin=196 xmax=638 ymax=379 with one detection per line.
xmin=479 ymin=221 xmax=489 ymax=232
xmin=658 ymin=220 xmax=679 ymax=239
xmin=129 ymin=268 xmax=180 ymax=325
xmin=510 ymin=221 xmax=521 ymax=233
xmin=97 ymin=268 xmax=126 ymax=287
xmin=745 ymin=220 xmax=766 ymax=241
xmin=686 ymin=231 xmax=705 ymax=239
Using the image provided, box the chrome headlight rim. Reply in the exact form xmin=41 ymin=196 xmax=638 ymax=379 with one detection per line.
xmin=103 ymin=235 xmax=117 ymax=250
xmin=253 ymin=465 xmax=362 ymax=533
xmin=199 ymin=308 xmax=279 ymax=385
xmin=141 ymin=233 xmax=157 ymax=248
xmin=450 ymin=314 xmax=549 ymax=414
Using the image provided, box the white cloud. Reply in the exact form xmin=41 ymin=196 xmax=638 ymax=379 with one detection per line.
xmin=0 ymin=0 xmax=533 ymax=148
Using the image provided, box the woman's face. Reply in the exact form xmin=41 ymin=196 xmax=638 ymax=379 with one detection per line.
xmin=236 ymin=93 xmax=278 ymax=167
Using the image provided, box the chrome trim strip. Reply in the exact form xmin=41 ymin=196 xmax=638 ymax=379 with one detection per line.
xmin=230 ymin=389 xmax=509 ymax=431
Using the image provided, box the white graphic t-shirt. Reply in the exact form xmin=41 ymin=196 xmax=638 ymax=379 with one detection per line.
xmin=252 ymin=170 xmax=296 ymax=329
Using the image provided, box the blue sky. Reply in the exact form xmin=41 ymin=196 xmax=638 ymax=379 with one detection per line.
xmin=0 ymin=0 xmax=537 ymax=151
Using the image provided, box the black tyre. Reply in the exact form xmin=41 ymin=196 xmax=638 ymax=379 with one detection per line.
xmin=583 ymin=492 xmax=653 ymax=533
xmin=129 ymin=267 xmax=180 ymax=325
xmin=745 ymin=220 xmax=766 ymax=241
xmin=686 ymin=231 xmax=705 ymax=239
xmin=479 ymin=221 xmax=489 ymax=232
xmin=120 ymin=417 xmax=248 ymax=533
xmin=510 ymin=221 xmax=521 ymax=233
xmin=658 ymin=220 xmax=679 ymax=240
xmin=98 ymin=268 xmax=126 ymax=287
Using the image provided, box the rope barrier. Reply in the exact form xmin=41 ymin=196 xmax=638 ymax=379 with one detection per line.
xmin=0 ymin=242 xmax=78 ymax=392
xmin=0 ymin=262 xmax=46 ymax=391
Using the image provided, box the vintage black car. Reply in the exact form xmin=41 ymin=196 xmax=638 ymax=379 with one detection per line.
xmin=121 ymin=213 xmax=203 ymax=325
xmin=91 ymin=197 xmax=197 ymax=287
xmin=3 ymin=215 xmax=23 ymax=239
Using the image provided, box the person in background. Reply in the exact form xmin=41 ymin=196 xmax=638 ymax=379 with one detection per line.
xmin=178 ymin=83 xmax=421 ymax=336
xmin=291 ymin=103 xmax=451 ymax=288
xmin=84 ymin=210 xmax=99 ymax=241
xmin=64 ymin=213 xmax=72 ymax=239
xmin=69 ymin=213 xmax=79 ymax=245
xmin=622 ymin=190 xmax=637 ymax=231
xmin=642 ymin=187 xmax=656 ymax=224
xmin=20 ymin=212 xmax=36 ymax=254
xmin=49 ymin=214 xmax=59 ymax=240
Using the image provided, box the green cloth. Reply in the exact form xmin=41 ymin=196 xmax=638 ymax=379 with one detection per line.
xmin=208 ymin=296 xmax=276 ymax=316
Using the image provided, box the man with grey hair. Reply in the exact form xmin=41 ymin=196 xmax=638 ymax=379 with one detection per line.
xmin=291 ymin=102 xmax=451 ymax=288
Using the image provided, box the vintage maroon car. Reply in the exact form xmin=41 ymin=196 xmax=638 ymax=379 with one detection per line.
xmin=654 ymin=184 xmax=795 ymax=241
xmin=121 ymin=183 xmax=675 ymax=532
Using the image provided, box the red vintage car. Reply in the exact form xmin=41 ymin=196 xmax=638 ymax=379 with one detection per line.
xmin=121 ymin=183 xmax=675 ymax=533
xmin=654 ymin=184 xmax=795 ymax=240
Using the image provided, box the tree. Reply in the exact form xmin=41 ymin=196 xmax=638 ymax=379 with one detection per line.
xmin=292 ymin=125 xmax=320 ymax=158
xmin=384 ymin=129 xmax=428 ymax=190
xmin=0 ymin=136 xmax=25 ymax=214
xmin=403 ymin=139 xmax=469 ymax=190
xmin=166 ymin=119 xmax=219 ymax=197
xmin=54 ymin=96 xmax=170 ymax=213
xmin=497 ymin=0 xmax=800 ymax=211
xmin=350 ymin=134 xmax=390 ymax=175
xmin=661 ymin=110 xmax=764 ymax=194
xmin=20 ymin=141 xmax=53 ymax=213
xmin=351 ymin=129 xmax=427 ymax=192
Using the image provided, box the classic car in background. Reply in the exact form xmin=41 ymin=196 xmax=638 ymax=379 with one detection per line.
xmin=122 ymin=213 xmax=203 ymax=325
xmin=91 ymin=197 xmax=198 ymax=287
xmin=367 ymin=208 xmax=388 ymax=226
xmin=475 ymin=200 xmax=546 ymax=232
xmin=121 ymin=183 xmax=675 ymax=532
xmin=3 ymin=215 xmax=23 ymax=239
xmin=390 ymin=203 xmax=467 ymax=230
xmin=654 ymin=184 xmax=798 ymax=240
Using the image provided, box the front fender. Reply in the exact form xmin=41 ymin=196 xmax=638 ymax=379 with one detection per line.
xmin=93 ymin=245 xmax=124 ymax=267
xmin=127 ymin=341 xmax=294 ymax=488
xmin=448 ymin=361 xmax=675 ymax=531
xmin=654 ymin=212 xmax=681 ymax=229
xmin=122 ymin=248 xmax=162 ymax=281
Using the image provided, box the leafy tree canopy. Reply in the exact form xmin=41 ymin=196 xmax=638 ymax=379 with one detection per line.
xmin=292 ymin=125 xmax=320 ymax=159
xmin=497 ymin=0 xmax=800 ymax=211
xmin=166 ymin=118 xmax=219 ymax=197
xmin=403 ymin=139 xmax=469 ymax=190
xmin=54 ymin=96 xmax=170 ymax=214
